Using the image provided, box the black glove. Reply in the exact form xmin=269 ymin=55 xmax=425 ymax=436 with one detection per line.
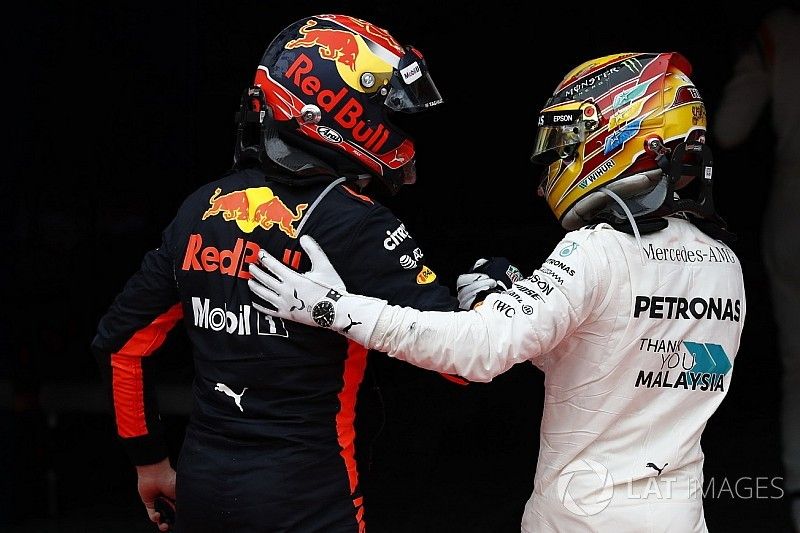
xmin=456 ymin=257 xmax=523 ymax=310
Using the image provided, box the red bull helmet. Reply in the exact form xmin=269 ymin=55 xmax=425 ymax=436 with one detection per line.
xmin=235 ymin=14 xmax=443 ymax=192
xmin=531 ymin=53 xmax=723 ymax=231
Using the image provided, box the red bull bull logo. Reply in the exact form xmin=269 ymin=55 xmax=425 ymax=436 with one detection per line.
xmin=286 ymin=20 xmax=359 ymax=71
xmin=251 ymin=197 xmax=307 ymax=237
xmin=317 ymin=15 xmax=404 ymax=57
xmin=203 ymin=188 xmax=250 ymax=221
xmin=202 ymin=187 xmax=307 ymax=238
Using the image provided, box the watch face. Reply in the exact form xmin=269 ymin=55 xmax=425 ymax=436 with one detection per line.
xmin=312 ymin=300 xmax=336 ymax=328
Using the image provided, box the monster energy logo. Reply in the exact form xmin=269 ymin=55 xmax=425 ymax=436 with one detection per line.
xmin=621 ymin=57 xmax=642 ymax=73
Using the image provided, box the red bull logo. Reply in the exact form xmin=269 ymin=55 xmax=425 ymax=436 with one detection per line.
xmin=283 ymin=53 xmax=390 ymax=152
xmin=182 ymin=234 xmax=259 ymax=279
xmin=286 ymin=20 xmax=359 ymax=71
xmin=202 ymin=187 xmax=308 ymax=238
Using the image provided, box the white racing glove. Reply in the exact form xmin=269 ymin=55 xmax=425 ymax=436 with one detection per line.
xmin=456 ymin=273 xmax=497 ymax=311
xmin=247 ymin=235 xmax=387 ymax=347
xmin=456 ymin=258 xmax=523 ymax=310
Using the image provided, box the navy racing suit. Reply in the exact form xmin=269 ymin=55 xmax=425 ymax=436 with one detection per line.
xmin=91 ymin=167 xmax=457 ymax=532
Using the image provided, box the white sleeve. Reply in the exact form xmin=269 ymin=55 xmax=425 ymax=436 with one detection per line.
xmin=367 ymin=234 xmax=604 ymax=382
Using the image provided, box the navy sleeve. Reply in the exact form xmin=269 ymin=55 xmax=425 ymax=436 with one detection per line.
xmin=91 ymin=227 xmax=183 ymax=465
xmin=337 ymin=203 xmax=458 ymax=312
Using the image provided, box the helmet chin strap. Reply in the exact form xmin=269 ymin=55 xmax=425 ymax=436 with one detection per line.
xmin=597 ymin=186 xmax=647 ymax=265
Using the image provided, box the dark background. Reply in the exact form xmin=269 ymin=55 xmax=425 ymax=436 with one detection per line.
xmin=4 ymin=1 xmax=794 ymax=531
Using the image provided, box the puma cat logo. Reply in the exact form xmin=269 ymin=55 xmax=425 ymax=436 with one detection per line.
xmin=215 ymin=383 xmax=248 ymax=412
xmin=646 ymin=462 xmax=668 ymax=476
xmin=342 ymin=314 xmax=362 ymax=334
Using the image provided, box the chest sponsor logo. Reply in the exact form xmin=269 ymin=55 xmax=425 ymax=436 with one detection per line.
xmin=560 ymin=241 xmax=578 ymax=257
xmin=634 ymin=296 xmax=741 ymax=322
xmin=506 ymin=265 xmax=523 ymax=284
xmin=544 ymin=258 xmax=575 ymax=276
xmin=492 ymin=299 xmax=515 ymax=317
xmin=384 ymin=223 xmax=411 ymax=250
xmin=202 ymin=187 xmax=308 ymax=238
xmin=634 ymin=338 xmax=732 ymax=393
xmin=400 ymin=247 xmax=424 ymax=269
xmin=518 ymin=274 xmax=555 ymax=299
xmin=182 ymin=234 xmax=259 ymax=280
xmin=399 ymin=254 xmax=417 ymax=269
xmin=416 ymin=265 xmax=436 ymax=285
xmin=505 ymin=290 xmax=524 ymax=304
xmin=539 ymin=267 xmax=565 ymax=285
xmin=191 ymin=297 xmax=288 ymax=337
xmin=643 ymin=243 xmax=736 ymax=263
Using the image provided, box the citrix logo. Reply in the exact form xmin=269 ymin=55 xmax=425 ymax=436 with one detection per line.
xmin=383 ymin=223 xmax=411 ymax=250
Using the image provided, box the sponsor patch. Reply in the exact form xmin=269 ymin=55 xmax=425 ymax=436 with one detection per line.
xmin=400 ymin=254 xmax=417 ymax=269
xmin=416 ymin=265 xmax=436 ymax=285
xmin=401 ymin=61 xmax=422 ymax=84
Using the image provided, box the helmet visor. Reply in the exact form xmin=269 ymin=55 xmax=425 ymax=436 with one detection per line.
xmin=530 ymin=109 xmax=588 ymax=165
xmin=385 ymin=47 xmax=443 ymax=113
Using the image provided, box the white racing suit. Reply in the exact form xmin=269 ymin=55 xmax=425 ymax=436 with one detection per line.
xmin=364 ymin=218 xmax=746 ymax=532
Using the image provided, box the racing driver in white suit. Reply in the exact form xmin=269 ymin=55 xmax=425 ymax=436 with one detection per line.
xmin=248 ymin=53 xmax=746 ymax=532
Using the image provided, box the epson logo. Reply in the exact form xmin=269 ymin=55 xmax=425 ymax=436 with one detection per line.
xmin=191 ymin=297 xmax=288 ymax=337
xmin=317 ymin=126 xmax=343 ymax=144
xmin=540 ymin=111 xmax=579 ymax=126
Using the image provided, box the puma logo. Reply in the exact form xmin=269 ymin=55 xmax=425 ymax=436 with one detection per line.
xmin=342 ymin=314 xmax=362 ymax=334
xmin=646 ymin=462 xmax=668 ymax=476
xmin=215 ymin=383 xmax=248 ymax=412
xmin=290 ymin=289 xmax=305 ymax=312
